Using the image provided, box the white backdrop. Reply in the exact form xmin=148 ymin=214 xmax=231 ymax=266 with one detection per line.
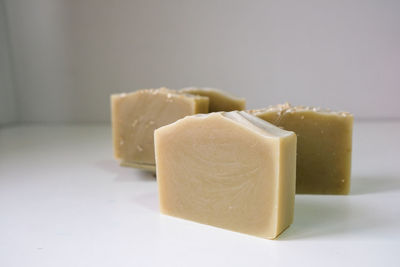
xmin=1 ymin=0 xmax=400 ymax=124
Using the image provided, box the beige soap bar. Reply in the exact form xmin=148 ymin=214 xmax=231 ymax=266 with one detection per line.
xmin=111 ymin=88 xmax=209 ymax=171
xmin=155 ymin=111 xmax=297 ymax=239
xmin=248 ymin=103 xmax=353 ymax=195
xmin=181 ymin=87 xmax=246 ymax=112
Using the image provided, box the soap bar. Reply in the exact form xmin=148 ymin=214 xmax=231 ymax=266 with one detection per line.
xmin=111 ymin=88 xmax=209 ymax=171
xmin=248 ymin=103 xmax=353 ymax=195
xmin=154 ymin=111 xmax=297 ymax=239
xmin=181 ymin=87 xmax=246 ymax=112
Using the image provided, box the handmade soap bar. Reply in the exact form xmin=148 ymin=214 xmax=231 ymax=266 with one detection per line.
xmin=181 ymin=87 xmax=246 ymax=112
xmin=111 ymin=88 xmax=209 ymax=171
xmin=155 ymin=111 xmax=297 ymax=239
xmin=248 ymin=103 xmax=353 ymax=195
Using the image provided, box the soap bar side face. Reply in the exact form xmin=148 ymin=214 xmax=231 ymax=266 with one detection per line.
xmin=191 ymin=95 xmax=210 ymax=113
xmin=276 ymin=135 xmax=297 ymax=233
xmin=279 ymin=111 xmax=353 ymax=194
xmin=155 ymin=113 xmax=296 ymax=239
xmin=181 ymin=88 xmax=246 ymax=112
xmin=252 ymin=107 xmax=353 ymax=195
xmin=111 ymin=89 xmax=209 ymax=169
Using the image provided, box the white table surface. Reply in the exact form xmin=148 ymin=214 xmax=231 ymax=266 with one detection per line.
xmin=1 ymin=122 xmax=399 ymax=267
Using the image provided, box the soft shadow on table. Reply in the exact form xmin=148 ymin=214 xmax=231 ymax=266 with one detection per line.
xmin=278 ymin=174 xmax=400 ymax=241
xmin=278 ymin=197 xmax=379 ymax=241
xmin=95 ymin=159 xmax=156 ymax=182
xmin=96 ymin=159 xmax=159 ymax=212
xmin=350 ymin=175 xmax=400 ymax=195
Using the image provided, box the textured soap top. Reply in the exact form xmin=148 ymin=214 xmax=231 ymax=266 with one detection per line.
xmin=112 ymin=87 xmax=208 ymax=101
xmin=181 ymin=87 xmax=245 ymax=102
xmin=192 ymin=111 xmax=295 ymax=138
xmin=248 ymin=103 xmax=352 ymax=117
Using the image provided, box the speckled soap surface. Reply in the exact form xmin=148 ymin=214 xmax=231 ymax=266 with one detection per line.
xmin=249 ymin=103 xmax=353 ymax=195
xmin=111 ymin=88 xmax=209 ymax=171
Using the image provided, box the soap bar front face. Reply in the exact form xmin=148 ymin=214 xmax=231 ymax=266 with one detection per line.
xmin=155 ymin=112 xmax=296 ymax=239
xmin=249 ymin=104 xmax=353 ymax=195
xmin=181 ymin=87 xmax=246 ymax=112
xmin=111 ymin=88 xmax=209 ymax=171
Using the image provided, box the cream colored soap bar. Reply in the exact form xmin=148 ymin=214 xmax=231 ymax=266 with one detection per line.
xmin=155 ymin=111 xmax=297 ymax=239
xmin=181 ymin=87 xmax=246 ymax=112
xmin=111 ymin=88 xmax=209 ymax=171
xmin=248 ymin=103 xmax=353 ymax=195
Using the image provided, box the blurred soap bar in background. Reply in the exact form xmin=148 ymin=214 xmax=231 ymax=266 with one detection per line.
xmin=181 ymin=87 xmax=246 ymax=112
xmin=111 ymin=88 xmax=209 ymax=171
xmin=248 ymin=103 xmax=353 ymax=195
xmin=111 ymin=87 xmax=247 ymax=171
xmin=155 ymin=111 xmax=296 ymax=239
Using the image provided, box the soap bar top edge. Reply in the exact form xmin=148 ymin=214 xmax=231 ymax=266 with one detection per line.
xmin=181 ymin=87 xmax=246 ymax=103
xmin=248 ymin=102 xmax=353 ymax=118
xmin=159 ymin=111 xmax=295 ymax=140
xmin=111 ymin=87 xmax=209 ymax=102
